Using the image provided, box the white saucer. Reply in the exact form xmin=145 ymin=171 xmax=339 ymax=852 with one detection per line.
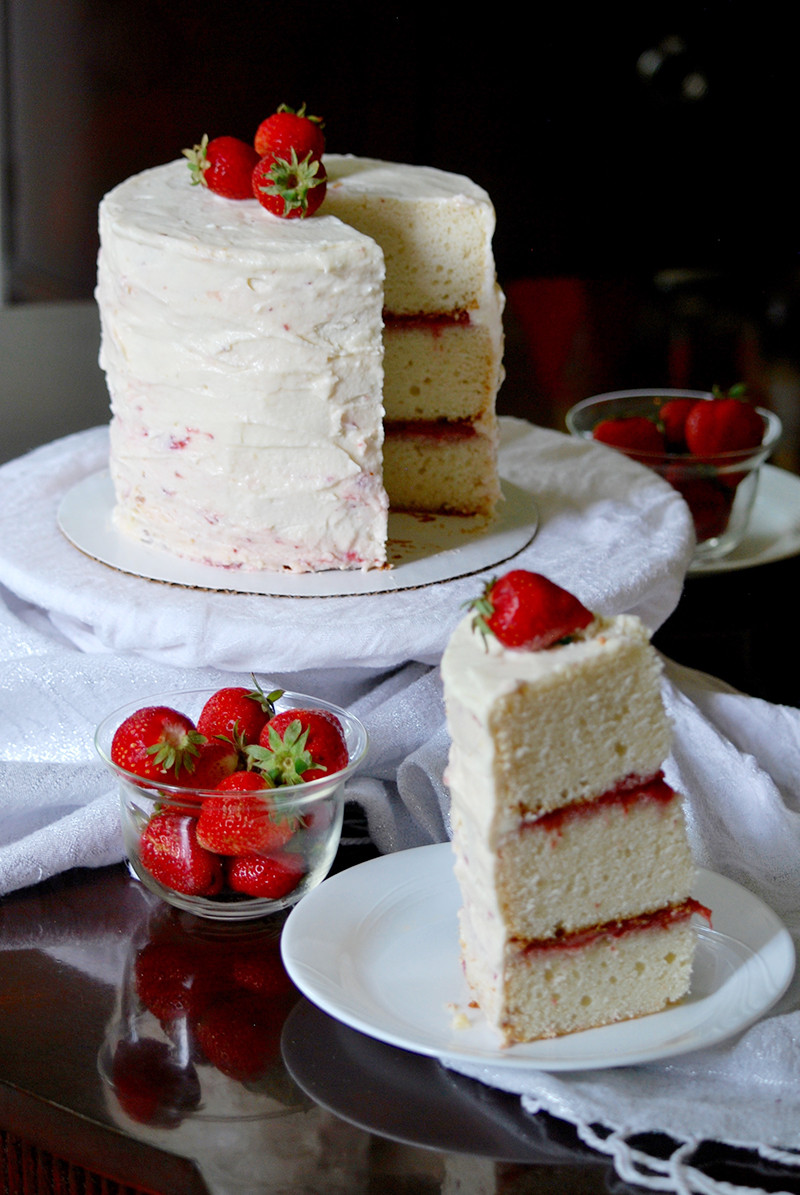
xmin=281 ymin=843 xmax=794 ymax=1072
xmin=56 ymin=472 xmax=538 ymax=597
xmin=690 ymin=465 xmax=800 ymax=575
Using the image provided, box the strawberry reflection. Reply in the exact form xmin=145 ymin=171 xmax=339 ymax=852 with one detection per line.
xmin=101 ymin=899 xmax=305 ymax=1128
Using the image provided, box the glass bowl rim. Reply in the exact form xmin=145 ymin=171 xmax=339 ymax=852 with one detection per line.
xmin=565 ymin=389 xmax=782 ymax=464
xmin=94 ymin=686 xmax=369 ymax=800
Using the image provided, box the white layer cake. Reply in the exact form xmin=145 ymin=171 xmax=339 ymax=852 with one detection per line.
xmin=441 ymin=605 xmax=702 ymax=1044
xmin=97 ymin=153 xmax=503 ymax=573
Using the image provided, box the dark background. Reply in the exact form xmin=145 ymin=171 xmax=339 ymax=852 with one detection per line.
xmin=4 ymin=1 xmax=800 ymax=455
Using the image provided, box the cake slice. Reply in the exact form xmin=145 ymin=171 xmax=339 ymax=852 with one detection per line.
xmin=441 ymin=570 xmax=707 ymax=1043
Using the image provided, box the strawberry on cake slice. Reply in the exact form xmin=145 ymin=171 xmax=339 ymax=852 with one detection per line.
xmin=441 ymin=569 xmax=708 ymax=1044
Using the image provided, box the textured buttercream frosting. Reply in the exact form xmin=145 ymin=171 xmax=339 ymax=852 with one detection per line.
xmin=97 ymin=159 xmax=388 ymax=572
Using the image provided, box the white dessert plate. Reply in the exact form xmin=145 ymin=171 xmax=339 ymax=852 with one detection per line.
xmin=690 ymin=464 xmax=800 ymax=575
xmin=281 ymin=843 xmax=794 ymax=1072
xmin=56 ymin=472 xmax=538 ymax=596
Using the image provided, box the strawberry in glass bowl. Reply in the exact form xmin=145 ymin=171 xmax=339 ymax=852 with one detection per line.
xmin=566 ymin=387 xmax=782 ymax=563
xmin=95 ymin=683 xmax=368 ymax=921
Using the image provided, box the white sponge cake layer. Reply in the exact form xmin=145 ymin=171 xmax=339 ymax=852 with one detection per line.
xmin=382 ymin=419 xmax=500 ymax=517
xmin=453 ymin=778 xmax=694 ymax=944
xmin=382 ymin=320 xmax=499 ymax=423
xmin=323 ymin=155 xmax=500 ymax=318
xmin=460 ymin=902 xmax=697 ymax=1042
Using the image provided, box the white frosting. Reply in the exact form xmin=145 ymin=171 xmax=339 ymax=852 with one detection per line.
xmin=327 ymin=154 xmax=494 ymax=203
xmin=97 ymin=160 xmax=388 ymax=572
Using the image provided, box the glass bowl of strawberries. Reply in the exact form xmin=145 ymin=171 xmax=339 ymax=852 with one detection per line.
xmin=95 ymin=682 xmax=369 ymax=921
xmin=566 ymin=386 xmax=782 ymax=562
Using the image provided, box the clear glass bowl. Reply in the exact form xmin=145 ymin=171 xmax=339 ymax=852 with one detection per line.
xmin=566 ymin=389 xmax=782 ymax=563
xmin=95 ymin=688 xmax=368 ymax=921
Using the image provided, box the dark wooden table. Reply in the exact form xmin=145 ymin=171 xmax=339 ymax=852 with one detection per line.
xmin=654 ymin=553 xmax=800 ymax=709
xmin=2 ymin=556 xmax=799 ymax=1195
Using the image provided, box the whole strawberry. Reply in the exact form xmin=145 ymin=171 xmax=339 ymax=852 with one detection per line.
xmin=183 ymin=134 xmax=260 ymax=199
xmin=196 ymin=679 xmax=282 ymax=745
xmin=226 ymin=851 xmax=306 ymax=899
xmin=187 ymin=737 xmax=240 ymax=789
xmin=659 ymin=398 xmax=695 ymax=450
xmin=666 ymin=471 xmax=734 ymax=542
xmin=254 ymin=103 xmax=325 ymax=162
xmin=196 ymin=787 xmax=296 ymax=856
xmin=252 ymin=149 xmax=327 ymax=219
xmin=247 ymin=708 xmax=348 ymax=784
xmin=111 ymin=706 xmax=204 ymax=783
xmin=684 ymin=395 xmax=764 ymax=457
xmin=592 ymin=416 xmax=665 ymax=460
xmin=469 ymin=570 xmax=593 ymax=651
xmin=139 ymin=809 xmax=224 ymax=897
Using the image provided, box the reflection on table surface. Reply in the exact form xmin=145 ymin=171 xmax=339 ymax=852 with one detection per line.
xmin=1 ymin=543 xmax=799 ymax=1194
xmin=1 ymin=831 xmax=799 ymax=1195
xmin=0 ymin=857 xmax=627 ymax=1194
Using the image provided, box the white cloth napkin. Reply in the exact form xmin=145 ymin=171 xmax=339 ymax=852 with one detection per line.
xmin=0 ymin=418 xmax=693 ymax=672
xmin=440 ymin=660 xmax=800 ymax=1195
xmin=0 ymin=416 xmax=693 ymax=897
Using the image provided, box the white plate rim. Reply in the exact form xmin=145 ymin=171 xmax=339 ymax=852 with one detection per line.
xmin=56 ymin=471 xmax=538 ymax=598
xmin=690 ymin=464 xmax=800 ymax=575
xmin=281 ymin=842 xmax=795 ymax=1072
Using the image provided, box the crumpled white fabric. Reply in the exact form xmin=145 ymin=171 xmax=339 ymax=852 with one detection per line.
xmin=0 ymin=582 xmax=451 ymax=894
xmin=0 ymin=415 xmax=693 ymax=897
xmin=0 ymin=418 xmax=693 ymax=672
xmin=441 ymin=661 xmax=800 ymax=1195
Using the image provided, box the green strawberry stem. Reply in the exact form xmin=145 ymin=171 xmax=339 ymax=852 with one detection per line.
xmin=464 ymin=578 xmax=497 ymax=646
xmin=183 ymin=135 xmax=210 ymax=186
xmin=245 ymin=719 xmax=326 ymax=786
xmin=255 ymin=149 xmax=325 ymax=216
xmin=248 ymin=676 xmax=283 ymax=718
xmin=146 ymin=728 xmax=205 ymax=776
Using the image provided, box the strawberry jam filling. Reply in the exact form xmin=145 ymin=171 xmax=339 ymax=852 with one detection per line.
xmin=384 ymin=417 xmax=478 ymax=441
xmin=522 ymin=772 xmax=675 ymax=835
xmin=517 ymin=898 xmax=712 ymax=956
xmin=383 ymin=311 xmax=471 ymax=332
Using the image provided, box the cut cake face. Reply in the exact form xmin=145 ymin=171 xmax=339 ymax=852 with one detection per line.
xmin=441 ymin=571 xmax=706 ymax=1044
xmin=315 ymin=155 xmax=504 ymax=521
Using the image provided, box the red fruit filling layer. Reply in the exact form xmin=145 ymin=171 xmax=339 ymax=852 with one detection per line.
xmin=384 ymin=417 xmax=478 ymax=441
xmin=517 ymin=898 xmax=712 ymax=956
xmin=383 ymin=311 xmax=471 ymax=332
xmin=522 ymin=772 xmax=676 ymax=835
